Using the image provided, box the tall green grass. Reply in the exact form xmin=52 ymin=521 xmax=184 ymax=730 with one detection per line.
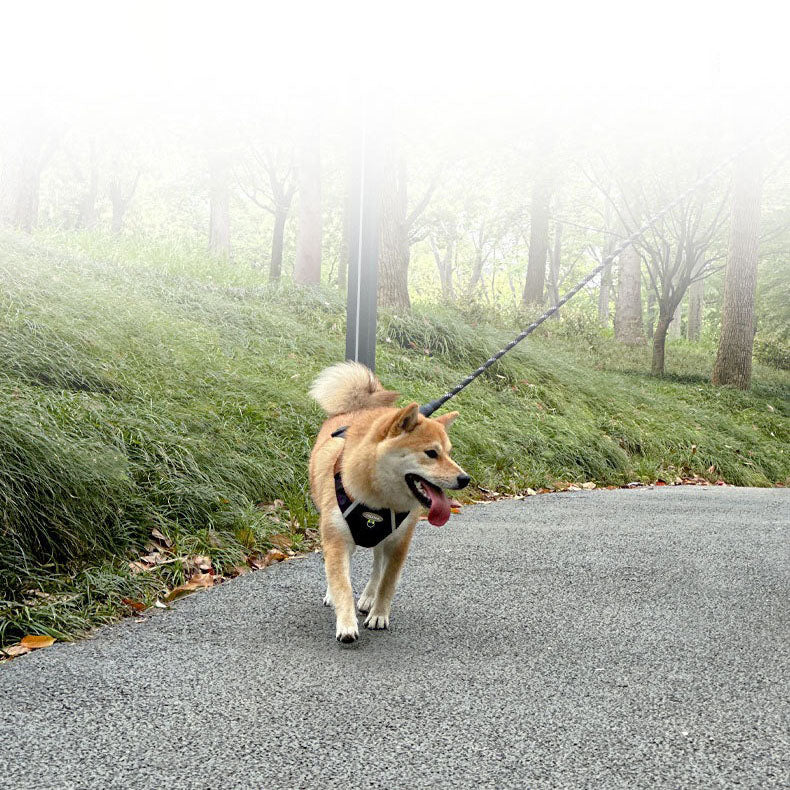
xmin=1 ymin=230 xmax=787 ymax=645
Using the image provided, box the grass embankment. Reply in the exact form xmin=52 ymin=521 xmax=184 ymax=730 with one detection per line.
xmin=1 ymin=231 xmax=787 ymax=646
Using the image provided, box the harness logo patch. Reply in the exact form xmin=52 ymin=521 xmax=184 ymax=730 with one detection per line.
xmin=362 ymin=511 xmax=383 ymax=528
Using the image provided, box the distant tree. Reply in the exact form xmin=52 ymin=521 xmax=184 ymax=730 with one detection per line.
xmin=595 ymin=168 xmax=728 ymax=374
xmin=377 ymin=149 xmax=440 ymax=309
xmin=208 ymin=153 xmax=231 ymax=257
xmin=465 ymin=217 xmax=502 ymax=300
xmin=294 ymin=127 xmax=322 ymax=285
xmin=107 ymin=166 xmax=140 ymax=235
xmin=522 ymin=176 xmax=551 ymax=306
xmin=378 ymin=155 xmax=410 ymax=308
xmin=428 ymin=212 xmax=458 ymax=302
xmin=667 ymin=296 xmax=683 ymax=339
xmin=614 ymin=243 xmax=645 ymax=344
xmin=75 ymin=139 xmax=99 ymax=230
xmin=236 ymin=143 xmax=296 ymax=281
xmin=686 ymin=278 xmax=704 ymax=341
xmin=645 ymin=289 xmax=657 ymax=339
xmin=1 ymin=131 xmax=57 ymax=231
xmin=547 ymin=220 xmax=562 ymax=314
xmin=713 ymin=148 xmax=764 ymax=388
xmin=597 ymin=201 xmax=617 ymax=327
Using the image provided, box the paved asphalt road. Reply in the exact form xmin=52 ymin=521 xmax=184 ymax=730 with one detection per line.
xmin=2 ymin=486 xmax=788 ymax=789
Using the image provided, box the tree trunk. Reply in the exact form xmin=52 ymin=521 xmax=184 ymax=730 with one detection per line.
xmin=337 ymin=186 xmax=350 ymax=293
xmin=293 ymin=128 xmax=322 ymax=285
xmin=522 ymin=179 xmax=550 ymax=306
xmin=598 ymin=261 xmax=613 ymax=327
xmin=378 ymin=156 xmax=410 ymax=309
xmin=209 ymin=154 xmax=231 ymax=258
xmin=548 ymin=222 xmax=562 ymax=318
xmin=466 ymin=248 xmax=485 ymax=299
xmin=598 ymin=201 xmax=616 ymax=326
xmin=686 ymin=278 xmax=704 ymax=341
xmin=652 ymin=314 xmax=671 ymax=375
xmin=667 ymin=299 xmax=683 ymax=339
xmin=109 ymin=171 xmax=140 ymax=235
xmin=646 ymin=290 xmax=657 ymax=339
xmin=13 ymin=166 xmax=41 ymax=231
xmin=268 ymin=208 xmax=286 ymax=281
xmin=76 ymin=140 xmax=99 ymax=229
xmin=110 ymin=201 xmax=125 ymax=234
xmin=614 ymin=245 xmax=644 ymax=344
xmin=432 ymin=237 xmax=455 ymax=302
xmin=712 ymin=148 xmax=763 ymax=389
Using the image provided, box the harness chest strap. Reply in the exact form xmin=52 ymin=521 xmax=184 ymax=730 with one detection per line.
xmin=332 ymin=449 xmax=410 ymax=548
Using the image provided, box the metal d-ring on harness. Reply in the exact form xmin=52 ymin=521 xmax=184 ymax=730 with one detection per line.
xmin=418 ymin=133 xmax=773 ymax=418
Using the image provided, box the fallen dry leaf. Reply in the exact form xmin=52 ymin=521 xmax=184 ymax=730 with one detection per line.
xmin=164 ymin=585 xmax=196 ymax=603
xmin=121 ymin=598 xmax=147 ymax=613
xmin=163 ymin=572 xmax=214 ymax=603
xmin=151 ymin=528 xmax=173 ymax=548
xmin=2 ymin=644 xmax=31 ymax=658
xmin=264 ymin=548 xmax=287 ymax=565
xmin=140 ymin=552 xmax=163 ymax=565
xmin=190 ymin=555 xmax=212 ymax=572
xmin=229 ymin=565 xmax=250 ymax=577
xmin=269 ymin=533 xmax=293 ymax=550
xmin=128 ymin=561 xmax=149 ymax=574
xmin=20 ymin=635 xmax=56 ymax=649
xmin=154 ymin=599 xmax=169 ymax=609
xmin=581 ymin=482 xmax=596 ymax=490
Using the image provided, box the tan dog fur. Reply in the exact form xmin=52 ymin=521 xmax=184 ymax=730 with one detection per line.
xmin=309 ymin=362 xmax=467 ymax=643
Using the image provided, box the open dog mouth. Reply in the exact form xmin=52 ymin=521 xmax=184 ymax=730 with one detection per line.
xmin=405 ymin=473 xmax=451 ymax=526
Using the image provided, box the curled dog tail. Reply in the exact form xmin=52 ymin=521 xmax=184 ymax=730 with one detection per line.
xmin=309 ymin=361 xmax=399 ymax=416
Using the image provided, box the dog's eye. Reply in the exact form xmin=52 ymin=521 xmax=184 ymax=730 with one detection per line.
xmin=424 ymin=449 xmax=438 ymax=459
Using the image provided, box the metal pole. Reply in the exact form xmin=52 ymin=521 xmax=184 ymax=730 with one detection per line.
xmin=345 ymin=112 xmax=381 ymax=371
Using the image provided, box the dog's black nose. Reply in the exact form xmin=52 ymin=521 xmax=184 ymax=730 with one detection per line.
xmin=456 ymin=474 xmax=470 ymax=489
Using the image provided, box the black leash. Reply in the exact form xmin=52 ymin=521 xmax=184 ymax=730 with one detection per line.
xmin=419 ymin=134 xmax=772 ymax=417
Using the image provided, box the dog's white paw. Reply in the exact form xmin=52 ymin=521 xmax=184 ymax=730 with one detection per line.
xmin=336 ymin=620 xmax=359 ymax=644
xmin=323 ymin=590 xmax=333 ymax=607
xmin=364 ymin=612 xmax=389 ymax=631
xmin=357 ymin=593 xmax=375 ymax=614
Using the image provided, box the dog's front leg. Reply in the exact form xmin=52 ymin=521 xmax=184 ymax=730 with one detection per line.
xmin=357 ymin=550 xmax=382 ymax=614
xmin=322 ymin=515 xmax=358 ymax=643
xmin=364 ymin=521 xmax=416 ymax=631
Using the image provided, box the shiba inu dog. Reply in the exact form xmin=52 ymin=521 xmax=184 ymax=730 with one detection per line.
xmin=309 ymin=361 xmax=469 ymax=643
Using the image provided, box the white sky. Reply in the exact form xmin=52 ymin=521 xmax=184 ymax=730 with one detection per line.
xmin=1 ymin=1 xmax=787 ymax=113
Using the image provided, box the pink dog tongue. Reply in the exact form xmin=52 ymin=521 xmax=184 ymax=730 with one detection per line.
xmin=424 ymin=482 xmax=451 ymax=526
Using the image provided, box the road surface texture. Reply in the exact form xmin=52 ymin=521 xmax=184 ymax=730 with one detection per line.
xmin=2 ymin=486 xmax=788 ymax=789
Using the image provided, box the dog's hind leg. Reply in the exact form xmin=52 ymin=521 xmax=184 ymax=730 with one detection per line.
xmin=364 ymin=521 xmax=416 ymax=631
xmin=322 ymin=514 xmax=358 ymax=643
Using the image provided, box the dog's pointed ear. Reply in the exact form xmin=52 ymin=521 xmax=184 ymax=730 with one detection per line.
xmin=433 ymin=411 xmax=459 ymax=429
xmin=386 ymin=402 xmax=420 ymax=437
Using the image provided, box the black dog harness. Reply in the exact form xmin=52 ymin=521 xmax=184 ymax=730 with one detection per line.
xmin=334 ymin=473 xmax=410 ymax=548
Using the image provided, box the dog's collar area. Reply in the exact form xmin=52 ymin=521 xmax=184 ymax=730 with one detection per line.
xmin=334 ymin=473 xmax=410 ymax=548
